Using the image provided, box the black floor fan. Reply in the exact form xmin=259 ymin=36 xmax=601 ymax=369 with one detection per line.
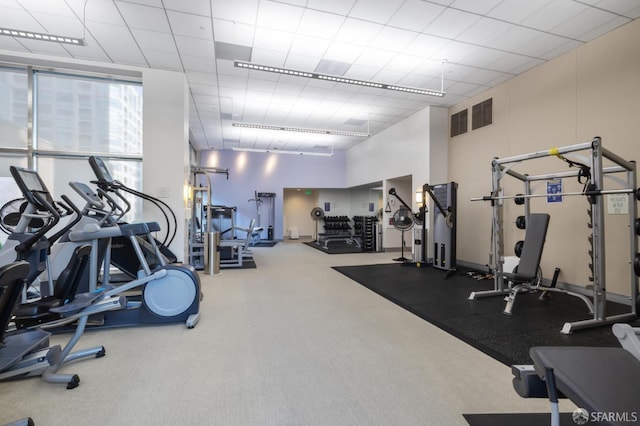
xmin=310 ymin=207 xmax=324 ymax=243
xmin=392 ymin=207 xmax=414 ymax=262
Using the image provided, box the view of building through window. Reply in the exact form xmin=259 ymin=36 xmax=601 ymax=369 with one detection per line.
xmin=0 ymin=67 xmax=143 ymax=245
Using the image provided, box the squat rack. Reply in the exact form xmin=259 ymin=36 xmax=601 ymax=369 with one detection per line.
xmin=470 ymin=137 xmax=638 ymax=334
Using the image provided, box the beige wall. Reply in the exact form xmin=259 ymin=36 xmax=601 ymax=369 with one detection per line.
xmin=283 ymin=189 xmax=319 ymax=238
xmin=449 ymin=19 xmax=640 ymax=296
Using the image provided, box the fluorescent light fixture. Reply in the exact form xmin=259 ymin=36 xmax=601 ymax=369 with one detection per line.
xmin=0 ymin=27 xmax=84 ymax=45
xmin=231 ymin=146 xmax=334 ymax=157
xmin=235 ymin=60 xmax=445 ymax=97
xmin=232 ymin=122 xmax=369 ymax=137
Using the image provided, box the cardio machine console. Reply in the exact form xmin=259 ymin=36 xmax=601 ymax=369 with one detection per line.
xmin=9 ymin=166 xmax=55 ymax=212
xmin=69 ymin=181 xmax=104 ymax=210
xmin=88 ymin=156 xmax=114 ymax=185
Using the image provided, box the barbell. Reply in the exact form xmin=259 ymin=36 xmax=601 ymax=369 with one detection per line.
xmin=471 ymin=187 xmax=638 ymax=202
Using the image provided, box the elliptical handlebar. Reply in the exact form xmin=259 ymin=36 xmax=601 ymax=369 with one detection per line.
xmin=96 ymin=187 xmax=130 ymax=222
xmin=15 ymin=192 xmax=61 ymax=254
xmin=47 ymin=195 xmax=84 ymax=246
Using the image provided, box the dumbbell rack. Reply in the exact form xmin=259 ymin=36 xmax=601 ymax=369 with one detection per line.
xmin=353 ymin=216 xmax=378 ymax=251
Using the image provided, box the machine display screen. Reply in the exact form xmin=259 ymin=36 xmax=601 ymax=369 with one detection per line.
xmin=17 ymin=168 xmax=46 ymax=192
xmin=90 ymin=156 xmax=114 ymax=183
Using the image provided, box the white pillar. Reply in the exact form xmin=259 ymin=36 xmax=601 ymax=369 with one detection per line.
xmin=142 ymin=69 xmax=190 ymax=262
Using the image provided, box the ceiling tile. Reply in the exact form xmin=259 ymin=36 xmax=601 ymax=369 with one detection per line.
xmin=63 ymin=0 xmax=125 ymax=26
xmin=0 ymin=7 xmax=44 ymax=32
xmin=250 ymin=47 xmax=288 ymax=67
xmin=64 ymin=33 xmax=112 ymax=63
xmin=130 ymin=28 xmax=176 ymax=53
xmin=306 ymin=0 xmax=357 ymax=15
xmin=550 ymin=7 xmax=619 ymax=40
xmin=488 ymin=53 xmax=543 ymax=73
xmin=164 ymin=0 xmax=211 ymax=16
xmin=578 ymin=16 xmax=632 ymax=41
xmin=252 ymin=27 xmax=294 ymax=53
xmin=211 ymin=0 xmax=259 ymax=25
xmin=402 ymin=33 xmax=450 ymax=58
xmin=487 ymin=0 xmax=553 ymax=23
xmin=333 ymin=18 xmax=383 ymax=47
xmin=181 ymin=53 xmax=216 ymax=73
xmin=488 ymin=26 xmax=543 ymax=53
xmin=186 ymin=71 xmax=218 ymax=85
xmin=30 ymin=12 xmax=85 ymax=40
xmin=371 ymin=68 xmax=406 ymax=84
xmin=143 ymin=49 xmax=182 ymax=71
xmin=371 ymin=26 xmax=418 ymax=52
xmin=539 ymin=39 xmax=582 ymax=60
xmin=423 ymin=8 xmax=481 ymax=39
xmin=450 ymin=0 xmax=503 ymax=15
xmin=121 ymin=0 xmax=163 ymax=7
xmin=18 ymin=0 xmax=75 ymax=17
xmin=256 ymin=0 xmax=304 ymax=33
xmin=387 ymin=0 xmax=446 ymax=32
xmin=323 ymin=41 xmax=364 ymax=63
xmin=14 ymin=38 xmax=71 ymax=55
xmin=434 ymin=40 xmax=481 ymax=63
xmin=175 ymin=35 xmax=214 ymax=57
xmin=0 ymin=35 xmax=26 ymax=50
xmin=343 ymin=64 xmax=379 ymax=80
xmin=116 ymin=1 xmax=171 ymax=33
xmin=212 ymin=19 xmax=255 ymax=46
xmin=167 ymin=10 xmax=213 ymax=40
xmin=462 ymin=46 xmax=507 ymax=69
xmin=456 ymin=18 xmax=515 ymax=46
xmin=464 ymin=69 xmax=507 ymax=85
xmin=352 ymin=47 xmax=395 ymax=68
xmin=349 ymin=0 xmax=405 ymax=25
xmin=520 ymin=0 xmax=590 ymax=32
xmin=289 ymin=34 xmax=331 ymax=57
xmin=87 ymin=22 xmax=147 ymax=66
xmin=298 ymin=8 xmax=345 ymax=39
xmin=383 ymin=53 xmax=423 ymax=72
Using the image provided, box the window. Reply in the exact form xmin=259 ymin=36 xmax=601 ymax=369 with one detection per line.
xmin=35 ymin=72 xmax=143 ymax=154
xmin=0 ymin=68 xmax=28 ymax=149
xmin=450 ymin=109 xmax=468 ymax=137
xmin=472 ymin=98 xmax=492 ymax=130
xmin=0 ymin=65 xmax=145 ymax=239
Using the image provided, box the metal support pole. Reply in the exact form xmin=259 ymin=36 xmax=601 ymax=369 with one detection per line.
xmin=469 ymin=158 xmax=508 ymax=299
xmin=592 ymin=138 xmax=607 ymax=322
xmin=629 ymin=162 xmax=638 ymax=315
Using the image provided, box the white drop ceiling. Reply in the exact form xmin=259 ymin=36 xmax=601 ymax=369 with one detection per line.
xmin=0 ymin=0 xmax=638 ymax=154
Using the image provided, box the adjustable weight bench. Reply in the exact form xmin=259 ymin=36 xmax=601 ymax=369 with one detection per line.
xmin=512 ymin=324 xmax=640 ymax=426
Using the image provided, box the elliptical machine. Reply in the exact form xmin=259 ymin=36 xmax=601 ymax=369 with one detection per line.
xmin=0 ymin=167 xmax=124 ymax=389
xmin=7 ymin=166 xmax=201 ymax=330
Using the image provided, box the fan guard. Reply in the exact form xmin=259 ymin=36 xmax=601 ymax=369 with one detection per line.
xmin=0 ymin=198 xmax=48 ymax=234
xmin=392 ymin=208 xmax=414 ymax=231
xmin=310 ymin=207 xmax=325 ymax=220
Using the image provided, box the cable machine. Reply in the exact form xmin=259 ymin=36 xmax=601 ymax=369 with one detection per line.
xmin=423 ymin=182 xmax=457 ymax=276
xmin=249 ymin=191 xmax=276 ymax=244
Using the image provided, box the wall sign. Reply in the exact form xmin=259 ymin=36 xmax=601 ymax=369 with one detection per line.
xmin=547 ymin=180 xmax=562 ymax=203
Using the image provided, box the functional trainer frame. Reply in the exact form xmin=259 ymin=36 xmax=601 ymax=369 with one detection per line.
xmin=469 ymin=137 xmax=638 ymax=334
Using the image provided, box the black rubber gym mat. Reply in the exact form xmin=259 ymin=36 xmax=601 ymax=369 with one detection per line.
xmin=332 ymin=263 xmax=635 ymax=365
xmin=303 ymin=241 xmax=366 ymax=254
xmin=463 ymin=412 xmax=575 ymax=426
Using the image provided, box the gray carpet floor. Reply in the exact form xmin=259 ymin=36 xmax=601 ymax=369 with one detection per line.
xmin=0 ymin=240 xmax=572 ymax=425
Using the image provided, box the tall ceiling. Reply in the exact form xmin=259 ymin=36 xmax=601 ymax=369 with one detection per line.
xmin=0 ymin=0 xmax=638 ymax=154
